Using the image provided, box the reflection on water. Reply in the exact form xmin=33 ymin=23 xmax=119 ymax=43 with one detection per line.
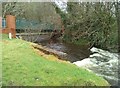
xmin=39 ymin=39 xmax=91 ymax=62
xmin=21 ymin=35 xmax=118 ymax=86
xmin=38 ymin=37 xmax=119 ymax=86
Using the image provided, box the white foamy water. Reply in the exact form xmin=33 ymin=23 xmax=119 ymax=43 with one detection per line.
xmin=73 ymin=47 xmax=119 ymax=86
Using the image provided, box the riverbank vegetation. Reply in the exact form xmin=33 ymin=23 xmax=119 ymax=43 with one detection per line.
xmin=1 ymin=34 xmax=109 ymax=86
xmin=2 ymin=1 xmax=119 ymax=86
xmin=2 ymin=2 xmax=120 ymax=52
xmin=54 ymin=2 xmax=119 ymax=52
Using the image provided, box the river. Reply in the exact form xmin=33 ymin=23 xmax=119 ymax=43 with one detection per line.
xmin=21 ymin=34 xmax=119 ymax=86
xmin=39 ymin=40 xmax=91 ymax=62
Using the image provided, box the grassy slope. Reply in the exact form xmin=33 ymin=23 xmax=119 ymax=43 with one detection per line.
xmin=0 ymin=34 xmax=2 ymax=87
xmin=1 ymin=34 xmax=109 ymax=86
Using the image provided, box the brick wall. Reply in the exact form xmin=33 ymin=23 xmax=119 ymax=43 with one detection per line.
xmin=0 ymin=15 xmax=16 ymax=38
xmin=0 ymin=17 xmax=2 ymax=33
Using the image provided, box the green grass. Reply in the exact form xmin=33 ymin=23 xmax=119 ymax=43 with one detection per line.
xmin=1 ymin=34 xmax=109 ymax=86
xmin=0 ymin=34 xmax=2 ymax=87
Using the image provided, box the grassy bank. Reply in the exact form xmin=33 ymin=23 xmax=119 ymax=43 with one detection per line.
xmin=1 ymin=34 xmax=109 ymax=86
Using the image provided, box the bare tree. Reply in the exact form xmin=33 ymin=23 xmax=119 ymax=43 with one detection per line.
xmin=2 ymin=2 xmax=25 ymax=18
xmin=114 ymin=1 xmax=120 ymax=52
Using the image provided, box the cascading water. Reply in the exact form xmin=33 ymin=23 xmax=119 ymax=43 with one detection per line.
xmin=73 ymin=47 xmax=119 ymax=86
xmin=21 ymin=35 xmax=119 ymax=86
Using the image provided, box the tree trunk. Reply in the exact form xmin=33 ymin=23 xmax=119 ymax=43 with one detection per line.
xmin=115 ymin=2 xmax=120 ymax=52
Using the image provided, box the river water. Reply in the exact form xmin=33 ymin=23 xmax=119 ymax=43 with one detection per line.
xmin=39 ymin=40 xmax=91 ymax=62
xmin=22 ymin=35 xmax=119 ymax=86
xmin=38 ymin=38 xmax=119 ymax=86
